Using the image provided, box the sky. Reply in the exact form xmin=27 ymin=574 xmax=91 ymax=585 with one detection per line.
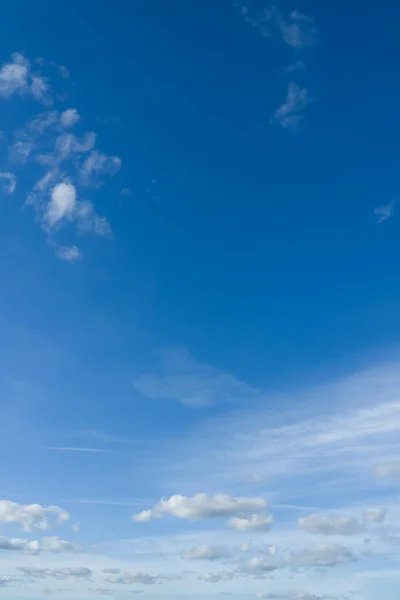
xmin=1 ymin=0 xmax=400 ymax=598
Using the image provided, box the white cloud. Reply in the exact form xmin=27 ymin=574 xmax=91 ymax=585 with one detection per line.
xmin=375 ymin=461 xmax=400 ymax=480
xmin=229 ymin=514 xmax=273 ymax=532
xmin=0 ymin=171 xmax=16 ymax=193
xmin=274 ymin=83 xmax=310 ymax=131
xmin=0 ymin=53 xmax=29 ymax=98
xmin=54 ymin=132 xmax=96 ymax=161
xmin=0 ymin=500 xmax=70 ymax=531
xmin=374 ymin=201 xmax=394 ymax=223
xmin=30 ymin=75 xmax=51 ymax=103
xmin=74 ymin=200 xmax=112 ymax=237
xmin=41 ymin=537 xmax=76 ymax=553
xmin=181 ymin=544 xmax=227 ymax=561
xmin=134 ymin=347 xmax=257 ymax=408
xmin=363 ymin=508 xmax=386 ymax=523
xmin=298 ymin=514 xmax=363 ymax=536
xmin=60 ymin=109 xmax=80 ymax=128
xmin=0 ymin=537 xmax=39 ymax=554
xmin=235 ymin=5 xmax=317 ymax=49
xmin=45 ymin=182 xmax=76 ymax=228
xmin=132 ymin=493 xmax=267 ymax=522
xmin=277 ymin=11 xmax=318 ymax=49
xmin=242 ymin=556 xmax=282 ymax=574
xmin=9 ymin=140 xmax=34 ymax=163
xmin=0 ymin=53 xmax=52 ymax=103
xmin=54 ymin=244 xmax=82 ymax=263
xmin=292 ymin=544 xmax=356 ymax=567
xmin=79 ymin=150 xmax=121 ymax=185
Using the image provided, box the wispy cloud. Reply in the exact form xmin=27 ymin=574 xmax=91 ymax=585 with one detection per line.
xmin=374 ymin=200 xmax=395 ymax=223
xmin=234 ymin=4 xmax=318 ymax=49
xmin=134 ymin=347 xmax=258 ymax=408
xmin=273 ymin=83 xmax=310 ymax=130
xmin=0 ymin=171 xmax=16 ymax=194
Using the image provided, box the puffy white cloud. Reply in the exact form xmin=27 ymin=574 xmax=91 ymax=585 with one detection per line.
xmin=45 ymin=182 xmax=76 ymax=228
xmin=132 ymin=493 xmax=267 ymax=522
xmin=292 ymin=543 xmax=356 ymax=567
xmin=41 ymin=536 xmax=76 ymax=553
xmin=0 ymin=500 xmax=70 ymax=531
xmin=0 ymin=171 xmax=16 ymax=193
xmin=298 ymin=514 xmax=363 ymax=536
xmin=229 ymin=513 xmax=273 ymax=532
xmin=375 ymin=461 xmax=400 ymax=480
xmin=60 ymin=109 xmax=80 ymax=128
xmin=54 ymin=244 xmax=82 ymax=263
xmin=363 ymin=508 xmax=386 ymax=523
xmin=134 ymin=347 xmax=257 ymax=408
xmin=79 ymin=150 xmax=121 ymax=185
xmin=0 ymin=53 xmax=52 ymax=102
xmin=181 ymin=544 xmax=227 ymax=561
xmin=18 ymin=566 xmax=92 ymax=580
xmin=0 ymin=537 xmax=39 ymax=554
xmin=242 ymin=556 xmax=281 ymax=574
xmin=0 ymin=53 xmax=29 ymax=97
xmin=274 ymin=83 xmax=309 ymax=131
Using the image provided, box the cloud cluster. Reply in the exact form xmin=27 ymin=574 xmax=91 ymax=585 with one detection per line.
xmin=0 ymin=535 xmax=75 ymax=554
xmin=235 ymin=5 xmax=318 ymax=131
xmin=0 ymin=53 xmax=50 ymax=103
xmin=132 ymin=493 xmax=268 ymax=524
xmin=0 ymin=500 xmax=70 ymax=531
xmin=0 ymin=52 xmax=121 ymax=262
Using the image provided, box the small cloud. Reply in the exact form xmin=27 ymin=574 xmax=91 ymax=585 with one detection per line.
xmin=0 ymin=53 xmax=52 ymax=103
xmin=273 ymin=83 xmax=310 ymax=131
xmin=79 ymin=150 xmax=121 ymax=186
xmin=60 ymin=108 xmax=80 ymax=128
xmin=45 ymin=182 xmax=76 ymax=229
xmin=0 ymin=171 xmax=16 ymax=194
xmin=229 ymin=513 xmax=273 ymax=532
xmin=374 ymin=200 xmax=395 ymax=223
xmin=120 ymin=187 xmax=131 ymax=196
xmin=54 ymin=244 xmax=82 ymax=263
xmin=278 ymin=10 xmax=318 ymax=49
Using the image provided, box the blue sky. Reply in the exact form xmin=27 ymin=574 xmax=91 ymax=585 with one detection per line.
xmin=0 ymin=0 xmax=400 ymax=598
